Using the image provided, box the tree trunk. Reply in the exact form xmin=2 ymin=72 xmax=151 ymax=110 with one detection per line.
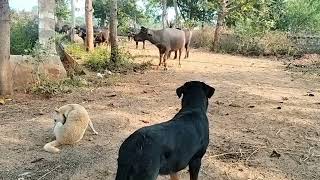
xmin=85 ymin=0 xmax=94 ymax=52
xmin=110 ymin=0 xmax=118 ymax=63
xmin=71 ymin=0 xmax=75 ymax=28
xmin=162 ymin=0 xmax=167 ymax=29
xmin=212 ymin=1 xmax=228 ymax=52
xmin=0 ymin=0 xmax=13 ymax=96
xmin=173 ymin=0 xmax=180 ymax=28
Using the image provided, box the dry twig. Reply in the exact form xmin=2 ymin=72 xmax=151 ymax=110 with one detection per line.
xmin=37 ymin=165 xmax=61 ymax=180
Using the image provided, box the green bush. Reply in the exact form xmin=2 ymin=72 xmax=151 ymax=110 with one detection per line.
xmin=30 ymin=76 xmax=87 ymax=98
xmin=65 ymin=43 xmax=151 ymax=73
xmin=86 ymin=47 xmax=111 ymax=72
xmin=10 ymin=11 xmax=38 ymax=55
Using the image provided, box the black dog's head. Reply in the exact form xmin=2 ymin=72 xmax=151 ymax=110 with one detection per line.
xmin=176 ymin=81 xmax=215 ymax=110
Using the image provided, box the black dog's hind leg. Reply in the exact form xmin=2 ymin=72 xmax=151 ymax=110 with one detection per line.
xmin=189 ymin=158 xmax=201 ymax=180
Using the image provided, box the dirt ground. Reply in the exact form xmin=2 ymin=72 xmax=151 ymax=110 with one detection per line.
xmin=1 ymin=41 xmax=320 ymax=180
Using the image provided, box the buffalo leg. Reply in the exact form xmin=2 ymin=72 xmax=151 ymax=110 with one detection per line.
xmin=174 ymin=51 xmax=177 ymax=59
xmin=157 ymin=52 xmax=164 ymax=70
xmin=178 ymin=48 xmax=182 ymax=67
xmin=163 ymin=50 xmax=170 ymax=70
xmin=136 ymin=41 xmax=138 ymax=49
xmin=143 ymin=41 xmax=145 ymax=49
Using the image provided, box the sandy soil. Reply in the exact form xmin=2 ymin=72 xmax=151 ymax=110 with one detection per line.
xmin=1 ymin=41 xmax=320 ymax=180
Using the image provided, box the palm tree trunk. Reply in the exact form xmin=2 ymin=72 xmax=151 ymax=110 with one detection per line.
xmin=110 ymin=0 xmax=118 ymax=63
xmin=85 ymin=0 xmax=94 ymax=52
xmin=0 ymin=0 xmax=13 ymax=95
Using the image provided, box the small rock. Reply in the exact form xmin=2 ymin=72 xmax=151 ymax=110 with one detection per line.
xmin=140 ymin=120 xmax=149 ymax=124
xmin=31 ymin=158 xmax=44 ymax=163
xmin=88 ymin=137 xmax=94 ymax=141
xmin=141 ymin=111 xmax=150 ymax=114
xmin=270 ymin=150 xmax=281 ymax=158
xmin=229 ymin=103 xmax=241 ymax=108
xmin=143 ymin=90 xmax=148 ymax=93
xmin=248 ymin=105 xmax=255 ymax=108
xmin=105 ymin=69 xmax=113 ymax=75
xmin=97 ymin=73 xmax=105 ymax=78
xmin=282 ymin=97 xmax=289 ymax=101
xmin=215 ymin=101 xmax=224 ymax=105
xmin=106 ymin=93 xmax=117 ymax=97
xmin=276 ymin=106 xmax=282 ymax=109
xmin=19 ymin=172 xmax=31 ymax=177
xmin=307 ymin=93 xmax=315 ymax=97
xmin=34 ymin=111 xmax=45 ymax=116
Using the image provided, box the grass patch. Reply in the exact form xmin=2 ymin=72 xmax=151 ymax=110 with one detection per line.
xmin=65 ymin=43 xmax=151 ymax=73
xmin=30 ymin=76 xmax=88 ymax=98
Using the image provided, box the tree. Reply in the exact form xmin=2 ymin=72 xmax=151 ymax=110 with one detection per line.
xmin=172 ymin=0 xmax=180 ymax=27
xmin=0 ymin=0 xmax=13 ymax=95
xmin=162 ymin=0 xmax=167 ymax=28
xmin=110 ymin=0 xmax=118 ymax=63
xmin=85 ymin=0 xmax=94 ymax=52
xmin=279 ymin=0 xmax=320 ymax=33
xmin=212 ymin=0 xmax=253 ymax=52
xmin=165 ymin=0 xmax=216 ymax=27
xmin=55 ymin=0 xmax=70 ymax=21
xmin=93 ymin=0 xmax=147 ymax=33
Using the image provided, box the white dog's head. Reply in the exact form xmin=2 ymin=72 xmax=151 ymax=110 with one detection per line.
xmin=52 ymin=109 xmax=66 ymax=127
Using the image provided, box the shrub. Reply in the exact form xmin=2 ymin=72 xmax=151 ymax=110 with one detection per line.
xmin=190 ymin=27 xmax=214 ymax=49
xmin=30 ymin=76 xmax=87 ymax=98
xmin=10 ymin=11 xmax=38 ymax=55
xmin=65 ymin=43 xmax=151 ymax=73
xmin=260 ymin=31 xmax=301 ymax=56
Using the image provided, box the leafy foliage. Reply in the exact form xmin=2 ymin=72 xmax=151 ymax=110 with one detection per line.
xmin=10 ymin=10 xmax=38 ymax=55
xmin=279 ymin=0 xmax=320 ymax=33
xmin=65 ymin=43 xmax=151 ymax=73
xmin=55 ymin=0 xmax=71 ymax=21
xmin=93 ymin=0 xmax=147 ymax=33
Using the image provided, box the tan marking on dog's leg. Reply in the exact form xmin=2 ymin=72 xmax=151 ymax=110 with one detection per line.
xmin=170 ymin=173 xmax=179 ymax=180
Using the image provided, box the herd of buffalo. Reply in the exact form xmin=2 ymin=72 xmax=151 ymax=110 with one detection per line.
xmin=56 ymin=24 xmax=193 ymax=70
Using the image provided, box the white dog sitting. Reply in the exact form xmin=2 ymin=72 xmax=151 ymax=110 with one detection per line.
xmin=44 ymin=104 xmax=98 ymax=153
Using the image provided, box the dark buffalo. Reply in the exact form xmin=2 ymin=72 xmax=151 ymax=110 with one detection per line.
xmin=55 ymin=24 xmax=71 ymax=34
xmin=94 ymin=27 xmax=109 ymax=47
xmin=135 ymin=27 xmax=185 ymax=70
xmin=133 ymin=34 xmax=146 ymax=49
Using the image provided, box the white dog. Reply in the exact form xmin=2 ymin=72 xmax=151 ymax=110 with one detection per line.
xmin=44 ymin=104 xmax=98 ymax=153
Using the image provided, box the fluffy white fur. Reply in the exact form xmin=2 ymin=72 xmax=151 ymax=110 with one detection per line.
xmin=44 ymin=104 xmax=98 ymax=153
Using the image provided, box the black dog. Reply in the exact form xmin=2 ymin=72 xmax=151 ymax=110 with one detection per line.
xmin=116 ymin=81 xmax=215 ymax=180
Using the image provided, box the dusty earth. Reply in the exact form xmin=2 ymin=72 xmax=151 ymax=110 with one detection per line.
xmin=1 ymin=41 xmax=320 ymax=180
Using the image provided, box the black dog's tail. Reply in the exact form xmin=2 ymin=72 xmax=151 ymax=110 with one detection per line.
xmin=116 ymin=130 xmax=160 ymax=180
xmin=115 ymin=166 xmax=131 ymax=180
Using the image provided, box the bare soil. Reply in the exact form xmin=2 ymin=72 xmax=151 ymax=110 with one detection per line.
xmin=1 ymin=41 xmax=320 ymax=180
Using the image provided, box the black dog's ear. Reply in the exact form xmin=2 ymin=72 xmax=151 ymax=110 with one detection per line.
xmin=202 ymin=83 xmax=215 ymax=98
xmin=176 ymin=85 xmax=185 ymax=98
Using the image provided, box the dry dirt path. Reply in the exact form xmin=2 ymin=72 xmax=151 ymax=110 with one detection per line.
xmin=1 ymin=41 xmax=320 ymax=180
